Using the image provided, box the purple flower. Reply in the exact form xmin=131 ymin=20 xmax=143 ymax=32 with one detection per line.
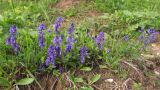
xmin=55 ymin=46 xmax=61 ymax=57
xmin=66 ymin=43 xmax=72 ymax=52
xmin=9 ymin=25 xmax=17 ymax=34
xmin=38 ymin=23 xmax=46 ymax=31
xmin=53 ymin=36 xmax=62 ymax=57
xmin=54 ymin=17 xmax=63 ymax=34
xmin=38 ymin=31 xmax=45 ymax=48
xmin=53 ymin=36 xmax=62 ymax=46
xmin=123 ymin=35 xmax=129 ymax=41
xmin=95 ymin=32 xmax=105 ymax=50
xmin=68 ymin=22 xmax=74 ymax=34
xmin=147 ymin=28 xmax=156 ymax=34
xmin=148 ymin=32 xmax=158 ymax=43
xmin=48 ymin=30 xmax=52 ymax=33
xmin=65 ymin=36 xmax=74 ymax=52
xmin=6 ymin=25 xmax=19 ymax=52
xmin=80 ymin=46 xmax=88 ymax=64
xmin=38 ymin=24 xmax=45 ymax=48
xmin=45 ymin=45 xmax=57 ymax=67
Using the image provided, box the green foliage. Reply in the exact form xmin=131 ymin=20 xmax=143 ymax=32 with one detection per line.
xmin=0 ymin=77 xmax=10 ymax=86
xmin=16 ymin=78 xmax=34 ymax=85
xmin=90 ymin=74 xmax=101 ymax=85
xmin=94 ymin=0 xmax=160 ymax=13
xmin=80 ymin=67 xmax=92 ymax=72
xmin=132 ymin=82 xmax=142 ymax=90
xmin=64 ymin=8 xmax=78 ymax=17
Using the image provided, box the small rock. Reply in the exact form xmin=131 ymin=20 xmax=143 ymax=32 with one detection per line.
xmin=154 ymin=70 xmax=160 ymax=76
xmin=105 ymin=79 xmax=114 ymax=83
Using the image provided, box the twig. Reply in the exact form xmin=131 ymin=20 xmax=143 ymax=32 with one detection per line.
xmin=121 ymin=60 xmax=143 ymax=83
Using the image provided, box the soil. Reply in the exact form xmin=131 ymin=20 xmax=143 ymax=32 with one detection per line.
xmin=56 ymin=0 xmax=80 ymax=9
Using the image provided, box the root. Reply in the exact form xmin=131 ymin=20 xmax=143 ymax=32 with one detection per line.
xmin=111 ymin=78 xmax=132 ymax=90
xmin=121 ymin=60 xmax=144 ymax=84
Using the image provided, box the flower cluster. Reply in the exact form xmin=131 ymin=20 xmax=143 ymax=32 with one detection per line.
xmin=95 ymin=32 xmax=105 ymax=50
xmin=66 ymin=23 xmax=75 ymax=52
xmin=139 ymin=28 xmax=158 ymax=45
xmin=46 ymin=17 xmax=63 ymax=67
xmin=68 ymin=22 xmax=74 ymax=34
xmin=6 ymin=25 xmax=19 ymax=52
xmin=45 ymin=45 xmax=57 ymax=67
xmin=147 ymin=28 xmax=156 ymax=34
xmin=66 ymin=36 xmax=75 ymax=52
xmin=80 ymin=46 xmax=89 ymax=64
xmin=38 ymin=23 xmax=45 ymax=48
xmin=53 ymin=36 xmax=62 ymax=57
xmin=54 ymin=17 xmax=63 ymax=34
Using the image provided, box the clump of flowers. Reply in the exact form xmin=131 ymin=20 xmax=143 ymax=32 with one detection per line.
xmin=80 ymin=46 xmax=89 ymax=64
xmin=54 ymin=17 xmax=63 ymax=34
xmin=66 ymin=36 xmax=75 ymax=52
xmin=95 ymin=32 xmax=105 ymax=50
xmin=45 ymin=45 xmax=57 ymax=67
xmin=139 ymin=28 xmax=159 ymax=46
xmin=53 ymin=36 xmax=62 ymax=57
xmin=6 ymin=25 xmax=19 ymax=52
xmin=46 ymin=17 xmax=64 ymax=67
xmin=38 ymin=23 xmax=45 ymax=48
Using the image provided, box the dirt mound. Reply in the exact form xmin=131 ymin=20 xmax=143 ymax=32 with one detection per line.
xmin=56 ymin=0 xmax=80 ymax=9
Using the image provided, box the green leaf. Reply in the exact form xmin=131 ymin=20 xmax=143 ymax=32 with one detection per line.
xmin=16 ymin=78 xmax=34 ymax=85
xmin=80 ymin=67 xmax=92 ymax=71
xmin=74 ymin=77 xmax=84 ymax=83
xmin=99 ymin=65 xmax=107 ymax=69
xmin=0 ymin=77 xmax=10 ymax=86
xmin=90 ymin=74 xmax=101 ymax=84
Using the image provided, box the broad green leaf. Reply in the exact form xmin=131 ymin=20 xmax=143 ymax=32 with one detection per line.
xmin=74 ymin=77 xmax=84 ymax=83
xmin=80 ymin=67 xmax=92 ymax=71
xmin=16 ymin=78 xmax=34 ymax=85
xmin=0 ymin=77 xmax=10 ymax=86
xmin=90 ymin=74 xmax=101 ymax=84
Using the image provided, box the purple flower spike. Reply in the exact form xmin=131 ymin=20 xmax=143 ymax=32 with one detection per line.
xmin=38 ymin=23 xmax=46 ymax=31
xmin=45 ymin=45 xmax=57 ymax=67
xmin=53 ymin=36 xmax=62 ymax=57
xmin=95 ymin=32 xmax=105 ymax=50
xmin=38 ymin=31 xmax=45 ymax=48
xmin=38 ymin=23 xmax=45 ymax=49
xmin=54 ymin=17 xmax=63 ymax=34
xmin=6 ymin=25 xmax=19 ymax=52
xmin=68 ymin=22 xmax=74 ymax=34
xmin=80 ymin=46 xmax=88 ymax=64
xmin=66 ymin=43 xmax=72 ymax=52
xmin=65 ymin=36 xmax=74 ymax=52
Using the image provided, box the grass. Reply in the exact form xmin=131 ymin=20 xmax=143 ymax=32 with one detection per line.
xmin=0 ymin=0 xmax=160 ymax=89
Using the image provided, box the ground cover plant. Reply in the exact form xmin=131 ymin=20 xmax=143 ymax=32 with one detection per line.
xmin=0 ymin=0 xmax=160 ymax=90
